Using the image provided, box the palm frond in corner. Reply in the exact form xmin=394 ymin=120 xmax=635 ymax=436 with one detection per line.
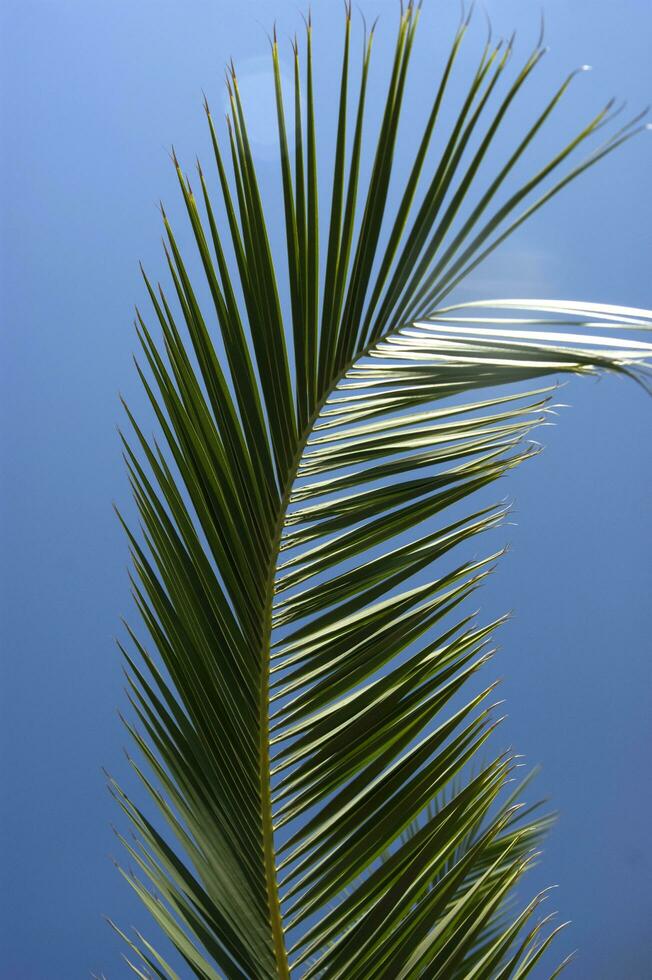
xmin=108 ymin=5 xmax=651 ymax=977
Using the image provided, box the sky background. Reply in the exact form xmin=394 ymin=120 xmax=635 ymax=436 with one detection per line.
xmin=1 ymin=0 xmax=651 ymax=977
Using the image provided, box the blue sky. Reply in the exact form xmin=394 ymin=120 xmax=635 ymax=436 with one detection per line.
xmin=1 ymin=0 xmax=651 ymax=976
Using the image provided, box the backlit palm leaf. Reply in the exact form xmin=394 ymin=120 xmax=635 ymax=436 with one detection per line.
xmin=109 ymin=6 xmax=652 ymax=977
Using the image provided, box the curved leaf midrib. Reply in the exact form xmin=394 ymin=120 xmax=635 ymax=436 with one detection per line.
xmin=259 ymin=322 xmax=399 ymax=975
xmin=259 ymin=376 xmax=342 ymax=977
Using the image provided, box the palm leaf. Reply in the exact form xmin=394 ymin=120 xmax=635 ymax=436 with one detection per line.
xmin=110 ymin=6 xmax=651 ymax=978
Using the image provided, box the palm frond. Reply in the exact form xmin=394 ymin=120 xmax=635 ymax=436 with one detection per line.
xmin=111 ymin=6 xmax=651 ymax=978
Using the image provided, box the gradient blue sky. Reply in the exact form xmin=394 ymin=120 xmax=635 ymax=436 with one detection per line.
xmin=1 ymin=1 xmax=651 ymax=977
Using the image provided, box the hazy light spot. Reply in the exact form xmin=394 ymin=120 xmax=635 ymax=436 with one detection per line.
xmin=222 ymin=56 xmax=297 ymax=161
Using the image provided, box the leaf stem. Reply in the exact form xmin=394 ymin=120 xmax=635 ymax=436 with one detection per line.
xmin=258 ymin=320 xmax=417 ymax=973
xmin=258 ymin=385 xmax=333 ymax=977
